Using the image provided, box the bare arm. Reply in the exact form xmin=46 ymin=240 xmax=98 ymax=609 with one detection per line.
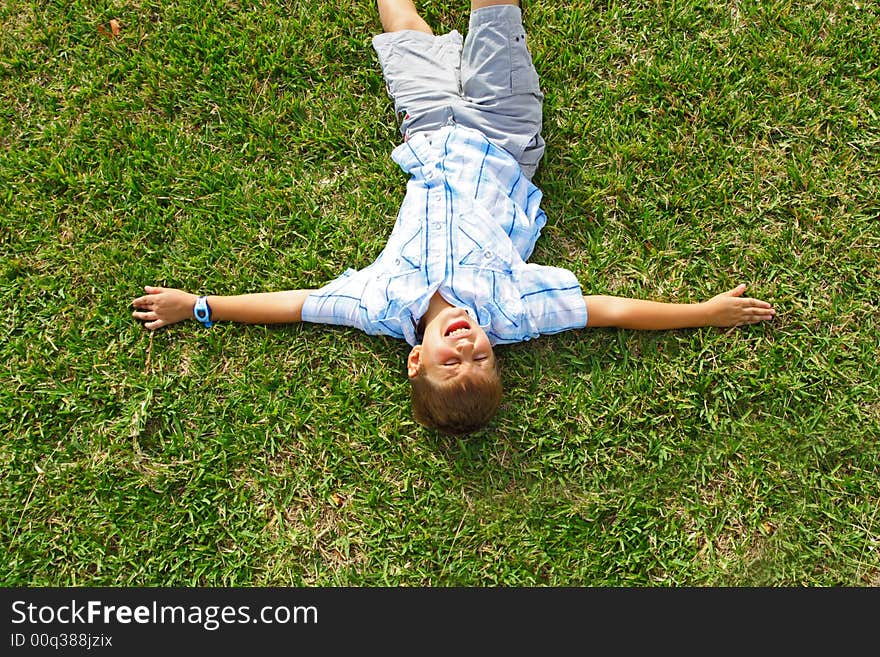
xmin=584 ymin=284 xmax=775 ymax=330
xmin=131 ymin=286 xmax=316 ymax=331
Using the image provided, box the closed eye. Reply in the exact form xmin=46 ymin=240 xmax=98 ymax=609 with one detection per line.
xmin=444 ymin=355 xmax=489 ymax=367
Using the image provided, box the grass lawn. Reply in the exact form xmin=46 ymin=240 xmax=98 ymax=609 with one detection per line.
xmin=2 ymin=0 xmax=878 ymax=586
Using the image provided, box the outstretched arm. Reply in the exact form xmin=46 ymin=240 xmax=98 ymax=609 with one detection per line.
xmin=584 ymin=284 xmax=775 ymax=330
xmin=131 ymin=286 xmax=316 ymax=331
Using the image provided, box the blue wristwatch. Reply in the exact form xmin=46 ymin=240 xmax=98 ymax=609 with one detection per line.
xmin=193 ymin=296 xmax=214 ymax=327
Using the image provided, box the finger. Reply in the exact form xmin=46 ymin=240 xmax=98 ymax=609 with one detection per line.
xmin=734 ymin=298 xmax=771 ymax=313
xmin=145 ymin=319 xmax=166 ymax=330
xmin=144 ymin=285 xmax=163 ymax=294
xmin=132 ymin=310 xmax=158 ymax=321
xmin=746 ymin=310 xmax=775 ymax=322
xmin=728 ymin=284 xmax=747 ymax=297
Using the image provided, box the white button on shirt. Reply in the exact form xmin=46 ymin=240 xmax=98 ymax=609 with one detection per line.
xmin=302 ymin=125 xmax=587 ymax=346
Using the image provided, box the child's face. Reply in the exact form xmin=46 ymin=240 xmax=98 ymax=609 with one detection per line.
xmin=407 ymin=306 xmax=495 ymax=382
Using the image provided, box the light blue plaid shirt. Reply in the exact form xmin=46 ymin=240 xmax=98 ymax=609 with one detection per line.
xmin=302 ymin=124 xmax=587 ymax=346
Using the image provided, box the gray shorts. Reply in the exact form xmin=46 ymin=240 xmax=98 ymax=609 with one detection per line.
xmin=372 ymin=4 xmax=546 ymax=179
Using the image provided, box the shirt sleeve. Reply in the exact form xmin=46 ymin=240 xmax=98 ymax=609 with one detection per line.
xmin=518 ymin=264 xmax=588 ymax=336
xmin=301 ymin=268 xmax=372 ymax=333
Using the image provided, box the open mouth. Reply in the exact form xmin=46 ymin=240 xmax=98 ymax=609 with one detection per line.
xmin=444 ymin=319 xmax=471 ymax=338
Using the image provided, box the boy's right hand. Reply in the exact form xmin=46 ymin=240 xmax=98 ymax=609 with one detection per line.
xmin=702 ymin=284 xmax=776 ymax=327
xmin=131 ymin=286 xmax=197 ymax=330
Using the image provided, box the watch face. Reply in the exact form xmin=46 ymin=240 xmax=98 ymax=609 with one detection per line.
xmin=195 ymin=299 xmax=209 ymax=321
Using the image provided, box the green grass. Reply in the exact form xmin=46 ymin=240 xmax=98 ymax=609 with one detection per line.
xmin=2 ymin=0 xmax=878 ymax=586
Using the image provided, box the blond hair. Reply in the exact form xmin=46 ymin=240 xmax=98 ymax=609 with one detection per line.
xmin=410 ymin=363 xmax=502 ymax=435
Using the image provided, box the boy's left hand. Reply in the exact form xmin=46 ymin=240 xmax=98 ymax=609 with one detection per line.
xmin=131 ymin=286 xmax=197 ymax=330
xmin=703 ymin=284 xmax=775 ymax=327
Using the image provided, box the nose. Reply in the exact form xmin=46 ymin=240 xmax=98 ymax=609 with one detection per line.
xmin=455 ymin=340 xmax=473 ymax=356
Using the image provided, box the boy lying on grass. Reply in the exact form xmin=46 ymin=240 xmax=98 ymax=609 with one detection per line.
xmin=132 ymin=0 xmax=775 ymax=435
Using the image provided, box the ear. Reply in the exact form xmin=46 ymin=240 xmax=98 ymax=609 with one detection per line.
xmin=407 ymin=346 xmax=422 ymax=379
